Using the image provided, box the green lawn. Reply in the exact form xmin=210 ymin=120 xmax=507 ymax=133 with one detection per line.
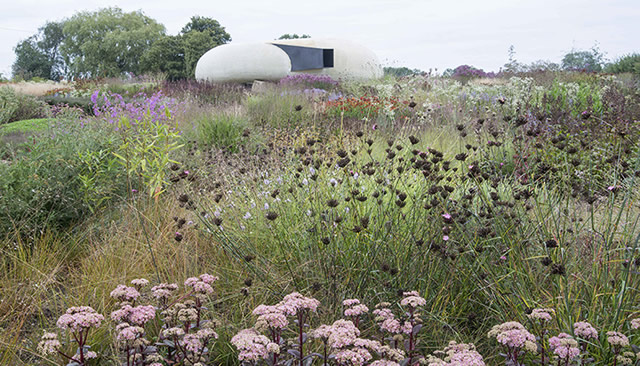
xmin=0 ymin=118 xmax=50 ymax=136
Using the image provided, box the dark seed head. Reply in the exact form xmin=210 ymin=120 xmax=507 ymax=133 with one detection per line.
xmin=266 ymin=212 xmax=279 ymax=221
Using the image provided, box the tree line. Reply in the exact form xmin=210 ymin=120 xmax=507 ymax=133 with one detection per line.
xmin=12 ymin=7 xmax=231 ymax=80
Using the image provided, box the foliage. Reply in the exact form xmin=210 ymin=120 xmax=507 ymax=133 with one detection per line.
xmin=279 ymin=73 xmax=339 ymax=90
xmin=11 ymin=21 xmax=65 ymax=81
xmin=142 ymin=16 xmax=231 ymax=80
xmin=91 ymin=90 xmax=183 ymax=197
xmin=561 ymin=45 xmax=606 ymax=72
xmin=605 ymin=53 xmax=640 ymax=75
xmin=0 ymin=117 xmax=128 ymax=237
xmin=140 ymin=35 xmax=187 ymax=81
xmin=190 ymin=113 xmax=250 ymax=152
xmin=61 ymin=7 xmax=166 ymax=78
xmin=383 ymin=66 xmax=424 ymax=78
xmin=278 ymin=33 xmax=311 ymax=39
xmin=0 ymin=86 xmax=48 ymax=125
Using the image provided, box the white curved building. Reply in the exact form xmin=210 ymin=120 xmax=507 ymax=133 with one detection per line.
xmin=195 ymin=38 xmax=382 ymax=83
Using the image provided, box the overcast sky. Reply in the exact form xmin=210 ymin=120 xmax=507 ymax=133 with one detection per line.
xmin=1 ymin=0 xmax=639 ymax=78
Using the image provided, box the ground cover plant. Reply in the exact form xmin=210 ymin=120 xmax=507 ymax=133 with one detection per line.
xmin=0 ymin=70 xmax=639 ymax=366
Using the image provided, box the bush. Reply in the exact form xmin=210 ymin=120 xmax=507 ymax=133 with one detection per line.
xmin=605 ymin=53 xmax=640 ymax=75
xmin=0 ymin=86 xmax=48 ymax=125
xmin=0 ymin=118 xmax=129 ymax=237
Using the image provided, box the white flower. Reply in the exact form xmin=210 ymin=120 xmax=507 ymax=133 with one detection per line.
xmin=243 ymin=212 xmax=252 ymax=219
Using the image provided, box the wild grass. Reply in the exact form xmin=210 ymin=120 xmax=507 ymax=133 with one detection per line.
xmin=0 ymin=73 xmax=639 ymax=365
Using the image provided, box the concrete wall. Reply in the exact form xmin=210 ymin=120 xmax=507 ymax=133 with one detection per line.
xmin=195 ymin=38 xmax=382 ymax=83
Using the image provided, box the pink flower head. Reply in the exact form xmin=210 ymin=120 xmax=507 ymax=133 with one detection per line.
xmin=549 ymin=333 xmax=580 ymax=361
xmin=631 ymin=318 xmax=640 ymax=330
xmin=527 ymin=308 xmax=554 ymax=322
xmin=573 ymin=321 xmax=598 ymax=340
xmin=488 ymin=322 xmax=536 ymax=352
xmin=327 ymin=319 xmax=360 ymax=348
xmin=400 ymin=291 xmax=426 ymax=308
xmin=110 ymin=284 xmax=140 ymax=302
xmin=253 ymin=305 xmax=288 ymax=330
xmin=335 ymin=347 xmax=373 ymax=366
xmin=279 ymin=292 xmax=320 ymax=315
xmin=231 ymin=329 xmax=274 ymax=361
xmin=184 ymin=334 xmax=203 ymax=353
xmin=442 ymin=213 xmax=452 ymax=220
xmin=151 ymin=283 xmax=178 ymax=301
xmin=56 ymin=306 xmax=104 ymax=332
xmin=443 ymin=235 xmax=449 ymax=241
xmin=606 ymin=331 xmax=629 ymax=347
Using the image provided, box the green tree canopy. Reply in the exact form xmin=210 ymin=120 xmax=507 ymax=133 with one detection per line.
xmin=142 ymin=16 xmax=231 ymax=79
xmin=561 ymin=46 xmax=605 ymax=72
xmin=60 ymin=7 xmax=166 ymax=78
xmin=12 ymin=21 xmax=65 ymax=80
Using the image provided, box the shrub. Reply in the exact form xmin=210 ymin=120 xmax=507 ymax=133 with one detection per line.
xmin=0 ymin=86 xmax=47 ymax=124
xmin=605 ymin=53 xmax=640 ymax=75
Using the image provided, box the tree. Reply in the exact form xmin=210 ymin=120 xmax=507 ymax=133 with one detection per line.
xmin=561 ymin=45 xmax=605 ymax=72
xmin=180 ymin=16 xmax=231 ymax=45
xmin=60 ymin=7 xmax=165 ymax=78
xmin=278 ymin=34 xmax=311 ymax=40
xmin=12 ymin=21 xmax=65 ymax=80
xmin=383 ymin=67 xmax=424 ymax=77
xmin=605 ymin=53 xmax=640 ymax=75
xmin=179 ymin=16 xmax=231 ymax=78
xmin=140 ymin=35 xmax=186 ymax=80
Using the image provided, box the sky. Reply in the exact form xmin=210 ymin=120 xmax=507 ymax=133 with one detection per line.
xmin=1 ymin=0 xmax=639 ymax=78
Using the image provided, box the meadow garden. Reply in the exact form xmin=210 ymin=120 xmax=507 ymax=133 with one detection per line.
xmin=1 ymin=67 xmax=640 ymax=366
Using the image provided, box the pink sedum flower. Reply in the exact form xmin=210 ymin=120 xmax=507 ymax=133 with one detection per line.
xmin=401 ymin=291 xmax=426 ymax=308
xmin=278 ymin=292 xmax=320 ymax=315
xmin=110 ymin=284 xmax=141 ymax=302
xmin=574 ymin=321 xmax=598 ymax=340
xmin=56 ymin=306 xmax=104 ymax=332
xmin=549 ymin=333 xmax=580 ymax=361
xmin=231 ymin=329 xmax=275 ymax=361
